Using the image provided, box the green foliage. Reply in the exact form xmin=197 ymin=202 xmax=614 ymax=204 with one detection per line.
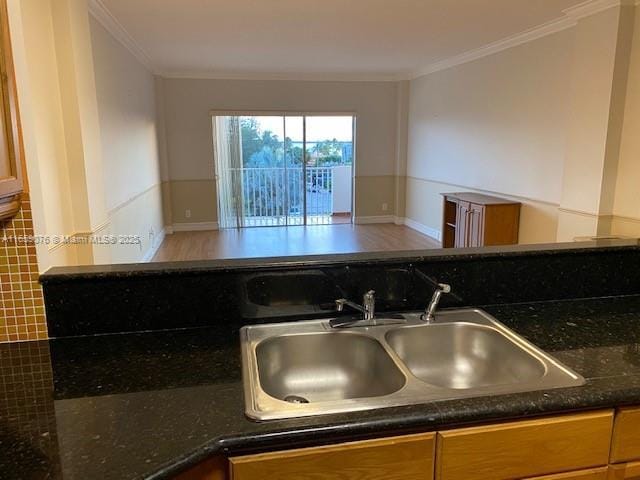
xmin=239 ymin=117 xmax=351 ymax=168
xmin=316 ymin=155 xmax=342 ymax=166
xmin=312 ymin=139 xmax=342 ymax=157
xmin=240 ymin=117 xmax=264 ymax=165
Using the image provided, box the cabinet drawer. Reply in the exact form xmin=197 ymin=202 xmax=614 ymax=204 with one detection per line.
xmin=611 ymin=408 xmax=640 ymax=463
xmin=436 ymin=411 xmax=613 ymax=480
xmin=229 ymin=433 xmax=435 ymax=480
xmin=608 ymin=462 xmax=640 ymax=479
xmin=525 ymin=467 xmax=609 ymax=480
xmin=173 ymin=456 xmax=227 ymax=480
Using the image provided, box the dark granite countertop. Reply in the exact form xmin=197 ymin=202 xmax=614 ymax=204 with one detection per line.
xmin=3 ymin=295 xmax=640 ymax=480
xmin=39 ymin=239 xmax=640 ymax=282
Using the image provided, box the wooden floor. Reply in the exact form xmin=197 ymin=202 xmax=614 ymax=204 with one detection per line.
xmin=151 ymin=224 xmax=440 ymax=262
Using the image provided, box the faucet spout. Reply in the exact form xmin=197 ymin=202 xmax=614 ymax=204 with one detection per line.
xmin=335 ymin=298 xmax=366 ymax=315
xmin=331 ymin=290 xmax=376 ymax=327
xmin=422 ymin=283 xmax=451 ymax=323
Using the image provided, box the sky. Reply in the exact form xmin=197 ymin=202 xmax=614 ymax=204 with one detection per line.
xmin=240 ymin=115 xmax=353 ymax=142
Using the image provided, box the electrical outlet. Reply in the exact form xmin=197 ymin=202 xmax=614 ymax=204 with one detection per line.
xmin=382 ymin=203 xmax=388 ymax=212
xmin=185 ymin=209 xmax=191 ymax=219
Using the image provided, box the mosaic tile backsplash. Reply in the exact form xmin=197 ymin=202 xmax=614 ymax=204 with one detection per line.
xmin=0 ymin=193 xmax=47 ymax=342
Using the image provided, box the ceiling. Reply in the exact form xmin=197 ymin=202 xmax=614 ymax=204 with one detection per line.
xmin=97 ymin=0 xmax=587 ymax=79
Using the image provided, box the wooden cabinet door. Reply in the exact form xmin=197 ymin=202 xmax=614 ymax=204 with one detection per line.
xmin=611 ymin=407 xmax=640 ymax=463
xmin=435 ymin=411 xmax=613 ymax=480
xmin=173 ymin=456 xmax=227 ymax=480
xmin=525 ymin=467 xmax=609 ymax=479
xmin=230 ymin=433 xmax=435 ymax=480
xmin=608 ymin=462 xmax=640 ymax=479
xmin=468 ymin=203 xmax=484 ymax=247
xmin=454 ymin=201 xmax=470 ymax=247
xmin=0 ymin=0 xmax=24 ymax=219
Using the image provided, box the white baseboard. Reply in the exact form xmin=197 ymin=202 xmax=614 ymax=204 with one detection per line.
xmin=403 ymin=217 xmax=442 ymax=242
xmin=354 ymin=215 xmax=396 ymax=224
xmin=171 ymin=221 xmax=219 ymax=232
xmin=141 ymin=228 xmax=166 ymax=262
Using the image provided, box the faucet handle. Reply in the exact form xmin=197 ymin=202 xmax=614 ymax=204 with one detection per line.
xmin=363 ymin=290 xmax=375 ymax=300
xmin=335 ymin=298 xmax=347 ymax=311
xmin=437 ymin=283 xmax=451 ymax=293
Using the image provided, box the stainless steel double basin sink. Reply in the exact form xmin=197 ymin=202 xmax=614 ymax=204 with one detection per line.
xmin=240 ymin=309 xmax=584 ymax=420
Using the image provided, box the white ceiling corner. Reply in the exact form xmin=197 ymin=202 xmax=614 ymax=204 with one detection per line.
xmin=410 ymin=15 xmax=575 ymax=79
xmin=563 ymin=0 xmax=630 ymax=19
xmin=411 ymin=0 xmax=632 ymax=79
xmin=158 ymin=69 xmax=410 ymax=82
xmin=87 ymin=0 xmax=156 ymax=73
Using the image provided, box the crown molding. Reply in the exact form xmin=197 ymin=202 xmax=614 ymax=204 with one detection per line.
xmin=411 ymin=15 xmax=575 ymax=78
xmin=159 ymin=69 xmax=410 ymax=82
xmin=564 ymin=0 xmax=633 ymax=19
xmin=87 ymin=0 xmax=636 ymax=84
xmin=87 ymin=0 xmax=156 ymax=73
xmin=411 ymin=0 xmax=631 ymax=79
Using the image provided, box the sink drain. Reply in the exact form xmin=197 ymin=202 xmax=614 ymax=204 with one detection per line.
xmin=284 ymin=395 xmax=310 ymax=404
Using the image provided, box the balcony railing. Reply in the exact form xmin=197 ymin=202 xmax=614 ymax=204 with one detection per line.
xmin=226 ymin=166 xmax=339 ymax=227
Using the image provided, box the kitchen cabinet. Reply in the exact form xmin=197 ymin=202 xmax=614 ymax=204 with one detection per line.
xmin=0 ymin=0 xmax=24 ymax=221
xmin=608 ymin=462 xmax=640 ymax=479
xmin=174 ymin=456 xmax=227 ymax=480
xmin=442 ymin=192 xmax=520 ymax=248
xmin=435 ymin=411 xmax=613 ymax=480
xmin=611 ymin=407 xmax=640 ymax=463
xmin=229 ymin=433 xmax=435 ymax=480
xmin=526 ymin=467 xmax=609 ymax=480
xmin=178 ymin=408 xmax=640 ymax=480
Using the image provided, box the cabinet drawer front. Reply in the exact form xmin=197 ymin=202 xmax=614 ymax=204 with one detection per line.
xmin=436 ymin=411 xmax=613 ymax=480
xmin=229 ymin=433 xmax=435 ymax=480
xmin=611 ymin=408 xmax=640 ymax=463
xmin=608 ymin=462 xmax=640 ymax=480
xmin=173 ymin=456 xmax=227 ymax=480
xmin=525 ymin=467 xmax=609 ymax=480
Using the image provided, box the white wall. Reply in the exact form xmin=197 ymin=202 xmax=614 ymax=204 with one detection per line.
xmin=556 ymin=6 xmax=634 ymax=240
xmin=8 ymin=0 xmax=113 ymax=268
xmin=89 ymin=16 xmax=164 ymax=263
xmin=406 ymin=29 xmax=574 ymax=243
xmin=90 ymin=17 xmax=160 ymax=211
xmin=611 ymin=5 xmax=640 ymax=236
xmin=7 ymin=0 xmax=75 ymax=269
xmin=158 ymin=78 xmax=402 ymax=222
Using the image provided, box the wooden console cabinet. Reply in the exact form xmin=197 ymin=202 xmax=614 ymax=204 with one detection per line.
xmin=442 ymin=192 xmax=521 ymax=248
xmin=0 ymin=0 xmax=24 ymax=221
xmin=175 ymin=406 xmax=640 ymax=480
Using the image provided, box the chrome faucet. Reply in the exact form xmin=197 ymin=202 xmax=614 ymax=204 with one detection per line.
xmin=422 ymin=283 xmax=451 ymax=323
xmin=330 ymin=290 xmax=376 ymax=328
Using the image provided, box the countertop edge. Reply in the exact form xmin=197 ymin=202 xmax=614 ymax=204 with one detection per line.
xmin=39 ymin=241 xmax=640 ymax=284
xmin=145 ymin=382 xmax=640 ymax=480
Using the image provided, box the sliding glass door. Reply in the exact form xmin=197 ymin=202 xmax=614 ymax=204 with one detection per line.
xmin=213 ymin=114 xmax=353 ymax=228
xmin=305 ymin=116 xmax=354 ymax=225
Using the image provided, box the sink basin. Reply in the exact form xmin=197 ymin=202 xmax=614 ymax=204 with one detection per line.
xmin=386 ymin=323 xmax=546 ymax=389
xmin=241 ymin=309 xmax=585 ymax=420
xmin=256 ymin=333 xmax=405 ymax=403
